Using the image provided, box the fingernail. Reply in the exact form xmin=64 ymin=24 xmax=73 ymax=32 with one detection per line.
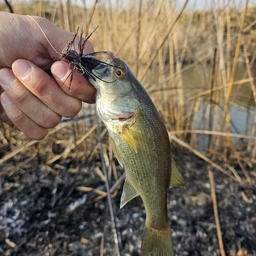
xmin=52 ymin=62 xmax=69 ymax=80
xmin=13 ymin=60 xmax=32 ymax=79
xmin=0 ymin=69 xmax=15 ymax=87
xmin=1 ymin=93 xmax=13 ymax=106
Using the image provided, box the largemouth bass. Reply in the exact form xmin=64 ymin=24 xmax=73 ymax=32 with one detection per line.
xmin=84 ymin=51 xmax=185 ymax=256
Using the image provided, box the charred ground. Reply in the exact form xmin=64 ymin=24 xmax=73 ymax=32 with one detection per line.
xmin=0 ymin=128 xmax=255 ymax=256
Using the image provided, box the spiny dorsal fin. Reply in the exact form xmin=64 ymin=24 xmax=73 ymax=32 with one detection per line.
xmin=120 ymin=178 xmax=139 ymax=208
xmin=120 ymin=127 xmax=138 ymax=153
xmin=169 ymin=158 xmax=186 ymax=188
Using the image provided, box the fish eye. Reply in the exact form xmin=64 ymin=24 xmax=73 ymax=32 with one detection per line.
xmin=114 ymin=68 xmax=125 ymax=79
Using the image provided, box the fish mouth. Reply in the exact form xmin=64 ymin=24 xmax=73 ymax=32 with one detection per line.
xmin=79 ymin=51 xmax=115 ymax=82
xmin=78 ymin=51 xmax=127 ymax=84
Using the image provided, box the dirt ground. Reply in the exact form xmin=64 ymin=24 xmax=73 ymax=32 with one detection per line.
xmin=0 ymin=131 xmax=255 ymax=256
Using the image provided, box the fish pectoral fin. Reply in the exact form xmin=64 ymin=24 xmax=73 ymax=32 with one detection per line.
xmin=169 ymin=158 xmax=186 ymax=188
xmin=111 ymin=138 xmax=123 ymax=168
xmin=120 ymin=127 xmax=138 ymax=153
xmin=120 ymin=178 xmax=139 ymax=208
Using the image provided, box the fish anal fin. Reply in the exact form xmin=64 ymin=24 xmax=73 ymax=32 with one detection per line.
xmin=120 ymin=178 xmax=139 ymax=208
xmin=169 ymin=158 xmax=186 ymax=188
xmin=120 ymin=127 xmax=138 ymax=153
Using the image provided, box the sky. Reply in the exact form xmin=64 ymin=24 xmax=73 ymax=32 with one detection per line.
xmin=76 ymin=0 xmax=256 ymax=10
xmin=2 ymin=0 xmax=255 ymax=11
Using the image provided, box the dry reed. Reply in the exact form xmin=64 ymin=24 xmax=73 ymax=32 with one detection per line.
xmin=0 ymin=2 xmax=256 ymax=255
xmin=0 ymin=0 xmax=255 ymax=184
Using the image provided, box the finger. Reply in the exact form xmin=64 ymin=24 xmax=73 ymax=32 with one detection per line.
xmin=12 ymin=59 xmax=82 ymax=117
xmin=0 ymin=87 xmax=14 ymax=127
xmin=0 ymin=101 xmax=15 ymax=128
xmin=51 ymin=61 xmax=96 ymax=103
xmin=1 ymin=92 xmax=48 ymax=140
xmin=0 ymin=66 xmax=61 ymax=128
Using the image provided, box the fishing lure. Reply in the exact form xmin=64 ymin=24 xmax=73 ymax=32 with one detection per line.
xmin=60 ymin=27 xmax=100 ymax=84
xmin=28 ymin=15 xmax=117 ymax=86
xmin=59 ymin=27 xmax=124 ymax=85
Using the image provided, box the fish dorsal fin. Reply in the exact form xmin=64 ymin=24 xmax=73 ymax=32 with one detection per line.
xmin=120 ymin=127 xmax=138 ymax=153
xmin=120 ymin=178 xmax=139 ymax=208
xmin=169 ymin=158 xmax=186 ymax=188
xmin=111 ymin=138 xmax=124 ymax=168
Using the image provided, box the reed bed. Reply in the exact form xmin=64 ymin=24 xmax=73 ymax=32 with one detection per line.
xmin=0 ymin=1 xmax=256 ymax=255
xmin=1 ymin=0 xmax=255 ymax=181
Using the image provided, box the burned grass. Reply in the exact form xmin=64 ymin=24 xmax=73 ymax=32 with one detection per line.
xmin=0 ymin=126 xmax=255 ymax=255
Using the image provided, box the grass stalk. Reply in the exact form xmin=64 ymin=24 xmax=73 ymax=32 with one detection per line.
xmin=220 ymin=0 xmax=249 ymax=148
xmin=208 ymin=48 xmax=217 ymax=151
xmin=139 ymin=0 xmax=189 ymax=82
xmin=209 ymin=170 xmax=226 ymax=256
xmin=135 ymin=0 xmax=143 ymax=76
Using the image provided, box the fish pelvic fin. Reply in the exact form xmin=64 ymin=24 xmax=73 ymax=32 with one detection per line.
xmin=120 ymin=127 xmax=138 ymax=153
xmin=120 ymin=178 xmax=139 ymax=208
xmin=141 ymin=225 xmax=174 ymax=256
xmin=169 ymin=158 xmax=186 ymax=188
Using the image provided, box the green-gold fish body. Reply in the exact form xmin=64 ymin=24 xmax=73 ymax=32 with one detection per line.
xmin=88 ymin=52 xmax=185 ymax=256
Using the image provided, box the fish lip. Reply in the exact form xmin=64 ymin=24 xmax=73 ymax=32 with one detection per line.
xmin=79 ymin=55 xmax=103 ymax=82
xmin=80 ymin=51 xmax=115 ymax=71
xmin=72 ymin=51 xmax=114 ymax=83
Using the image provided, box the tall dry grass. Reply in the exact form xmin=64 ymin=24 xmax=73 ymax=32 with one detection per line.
xmin=0 ymin=1 xmax=255 ymax=255
xmin=0 ymin=0 xmax=256 ymax=182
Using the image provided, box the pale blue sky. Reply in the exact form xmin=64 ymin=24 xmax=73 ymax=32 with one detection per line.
xmin=77 ymin=0 xmax=256 ymax=10
xmin=1 ymin=0 xmax=255 ymax=10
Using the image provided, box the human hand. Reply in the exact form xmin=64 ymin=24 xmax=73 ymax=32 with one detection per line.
xmin=0 ymin=12 xmax=96 ymax=139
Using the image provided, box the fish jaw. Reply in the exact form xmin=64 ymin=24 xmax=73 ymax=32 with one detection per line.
xmin=96 ymin=93 xmax=139 ymax=123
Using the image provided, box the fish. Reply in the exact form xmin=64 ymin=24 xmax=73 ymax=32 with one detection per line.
xmin=82 ymin=51 xmax=186 ymax=256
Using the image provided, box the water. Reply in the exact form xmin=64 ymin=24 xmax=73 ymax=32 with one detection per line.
xmin=148 ymin=63 xmax=256 ymax=151
xmin=181 ymin=64 xmax=256 ymax=150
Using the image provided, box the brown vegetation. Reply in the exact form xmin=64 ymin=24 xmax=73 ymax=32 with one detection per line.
xmin=0 ymin=0 xmax=256 ymax=255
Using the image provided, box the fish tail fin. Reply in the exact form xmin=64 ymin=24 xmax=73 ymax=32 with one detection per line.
xmin=141 ymin=225 xmax=174 ymax=256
